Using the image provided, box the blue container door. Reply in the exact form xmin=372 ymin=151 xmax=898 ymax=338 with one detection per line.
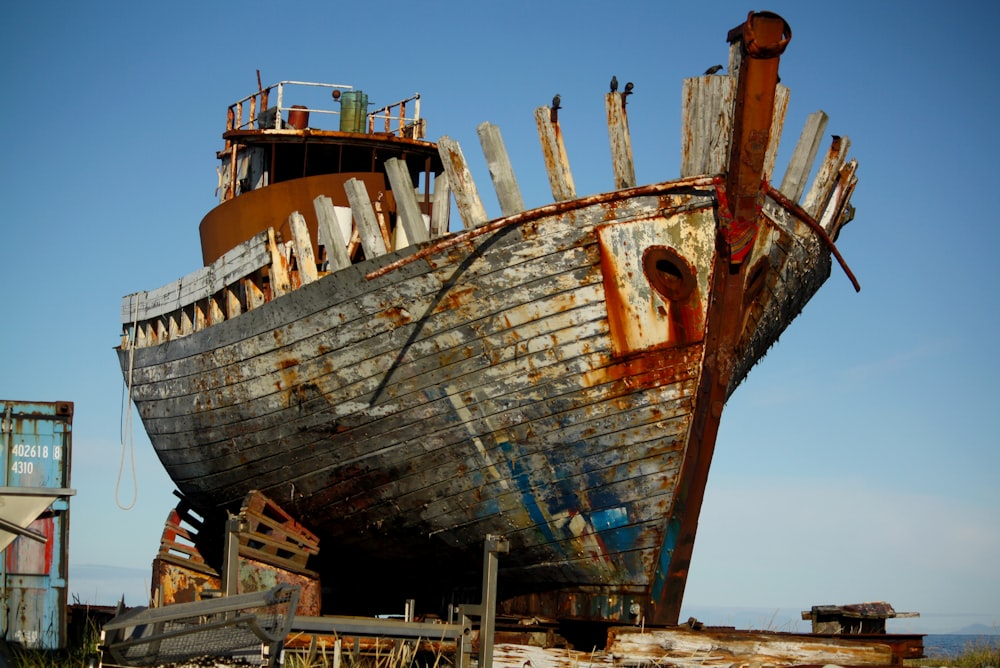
xmin=1 ymin=400 xmax=72 ymax=650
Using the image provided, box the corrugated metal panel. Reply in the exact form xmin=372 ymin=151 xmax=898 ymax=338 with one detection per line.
xmin=0 ymin=400 xmax=74 ymax=650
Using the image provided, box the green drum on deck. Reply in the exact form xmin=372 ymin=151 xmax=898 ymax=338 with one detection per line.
xmin=339 ymin=91 xmax=368 ymax=133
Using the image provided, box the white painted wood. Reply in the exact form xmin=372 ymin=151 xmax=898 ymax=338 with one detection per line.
xmin=314 ymin=195 xmax=351 ymax=271
xmin=763 ymin=82 xmax=789 ymax=181
xmin=607 ymin=628 xmax=894 ymax=667
xmin=344 ymin=178 xmax=388 ymax=259
xmin=477 ymin=121 xmax=525 ymax=216
xmin=605 ymin=92 xmax=636 ymax=189
xmin=120 ymin=229 xmax=273 ymax=324
xmin=680 ymin=75 xmax=737 ymax=177
xmin=429 ymin=172 xmax=451 ymax=237
xmin=288 ymin=211 xmax=318 ymax=284
xmin=437 ymin=135 xmax=488 ymax=229
xmin=384 ymin=158 xmax=430 ymax=248
xmin=803 ymin=134 xmax=850 ymax=218
xmin=534 ymin=106 xmax=576 ymax=201
xmin=779 ymin=110 xmax=828 ymax=203
xmin=819 ymin=157 xmax=859 ymax=239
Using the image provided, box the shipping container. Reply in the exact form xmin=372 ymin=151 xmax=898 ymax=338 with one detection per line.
xmin=0 ymin=400 xmax=74 ymax=650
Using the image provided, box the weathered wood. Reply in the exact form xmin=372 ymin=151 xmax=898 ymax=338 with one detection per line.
xmin=534 ymin=106 xmax=576 ymax=201
xmin=680 ymin=75 xmax=737 ymax=177
xmin=430 ymin=172 xmax=451 ymax=237
xmin=803 ymin=134 xmax=850 ymax=219
xmin=266 ymin=227 xmax=291 ymax=297
xmin=344 ymin=177 xmax=389 ymax=258
xmin=437 ymin=135 xmax=488 ymax=229
xmin=780 ymin=110 xmax=828 ymax=203
xmin=288 ymin=211 xmax=318 ymax=284
xmin=763 ymin=83 xmax=789 ymax=181
xmin=384 ymin=157 xmax=430 ymax=248
xmin=819 ymin=157 xmax=859 ymax=240
xmin=120 ymin=229 xmax=273 ymax=324
xmin=314 ymin=195 xmax=352 ymax=271
xmin=607 ymin=627 xmax=896 ymax=667
xmin=606 ymin=92 xmax=636 ymax=189
xmin=477 ymin=121 xmax=525 ymax=216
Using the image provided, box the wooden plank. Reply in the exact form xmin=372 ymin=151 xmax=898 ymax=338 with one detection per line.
xmin=534 ymin=106 xmax=576 ymax=201
xmin=384 ymin=157 xmax=430 ymax=248
xmin=477 ymin=121 xmax=525 ymax=216
xmin=430 ymin=172 xmax=451 ymax=238
xmin=314 ymin=195 xmax=352 ymax=271
xmin=762 ymin=82 xmax=789 ymax=181
xmin=266 ymin=227 xmax=291 ymax=297
xmin=802 ymin=134 xmax=850 ymax=219
xmin=818 ymin=157 xmax=859 ymax=240
xmin=680 ymin=75 xmax=737 ymax=177
xmin=607 ymin=627 xmax=895 ymax=667
xmin=605 ymin=92 xmax=635 ymax=189
xmin=779 ymin=110 xmax=828 ymax=203
xmin=437 ymin=135 xmax=488 ymax=229
xmin=288 ymin=211 xmax=318 ymax=284
xmin=343 ymin=177 xmax=388 ymax=259
xmin=224 ymin=285 xmax=242 ymax=319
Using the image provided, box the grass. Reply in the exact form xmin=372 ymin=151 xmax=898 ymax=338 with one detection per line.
xmin=907 ymin=635 xmax=1000 ymax=668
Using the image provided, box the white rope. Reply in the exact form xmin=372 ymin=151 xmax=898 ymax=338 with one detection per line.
xmin=116 ymin=292 xmax=143 ymax=510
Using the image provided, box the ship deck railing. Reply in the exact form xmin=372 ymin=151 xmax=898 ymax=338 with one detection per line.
xmin=226 ymin=80 xmax=423 ymax=138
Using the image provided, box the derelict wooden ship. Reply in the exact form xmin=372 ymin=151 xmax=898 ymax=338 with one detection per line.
xmin=118 ymin=11 xmax=859 ymax=625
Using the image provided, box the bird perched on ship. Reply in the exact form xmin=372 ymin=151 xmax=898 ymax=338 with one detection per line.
xmin=550 ymin=93 xmax=561 ymax=122
xmin=610 ymin=75 xmax=618 ymax=93
xmin=621 ymin=81 xmax=634 ymax=107
xmin=704 ymin=64 xmax=724 ymax=75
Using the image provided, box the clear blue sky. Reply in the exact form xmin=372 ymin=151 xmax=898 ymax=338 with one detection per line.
xmin=2 ymin=1 xmax=997 ymax=634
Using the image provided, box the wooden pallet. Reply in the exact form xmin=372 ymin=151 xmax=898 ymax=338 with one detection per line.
xmin=236 ymin=491 xmax=319 ymax=576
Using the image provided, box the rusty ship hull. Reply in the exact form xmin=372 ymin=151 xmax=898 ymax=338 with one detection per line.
xmin=117 ymin=12 xmax=858 ymax=624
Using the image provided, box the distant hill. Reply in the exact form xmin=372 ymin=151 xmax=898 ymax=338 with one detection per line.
xmin=953 ymin=623 xmax=999 ymax=635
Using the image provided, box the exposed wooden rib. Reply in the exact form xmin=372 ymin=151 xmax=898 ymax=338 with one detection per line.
xmin=680 ymin=75 xmax=736 ymax=178
xmin=430 ymin=172 xmax=451 ymax=238
xmin=224 ymin=285 xmax=242 ymax=319
xmin=605 ymin=92 xmax=635 ymax=189
xmin=313 ymin=195 xmax=351 ymax=271
xmin=344 ymin=177 xmax=388 ymax=259
xmin=802 ymin=134 xmax=850 ymax=219
xmin=243 ymin=273 xmax=265 ymax=311
xmin=384 ymin=157 xmax=430 ymax=249
xmin=477 ymin=122 xmax=525 ymax=216
xmin=120 ymin=229 xmax=273 ymax=324
xmin=288 ymin=211 xmax=318 ymax=285
xmin=266 ymin=227 xmax=291 ymax=297
xmin=534 ymin=106 xmax=576 ymax=201
xmin=779 ymin=110 xmax=829 ymax=202
xmin=762 ymin=83 xmax=789 ymax=180
xmin=819 ymin=157 xmax=859 ymax=240
xmin=437 ymin=135 xmax=488 ymax=229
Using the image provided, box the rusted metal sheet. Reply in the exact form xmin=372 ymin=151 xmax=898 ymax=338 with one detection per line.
xmin=0 ymin=400 xmax=74 ymax=650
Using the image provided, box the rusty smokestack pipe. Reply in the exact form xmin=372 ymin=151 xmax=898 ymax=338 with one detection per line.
xmin=723 ymin=10 xmax=791 ymax=264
